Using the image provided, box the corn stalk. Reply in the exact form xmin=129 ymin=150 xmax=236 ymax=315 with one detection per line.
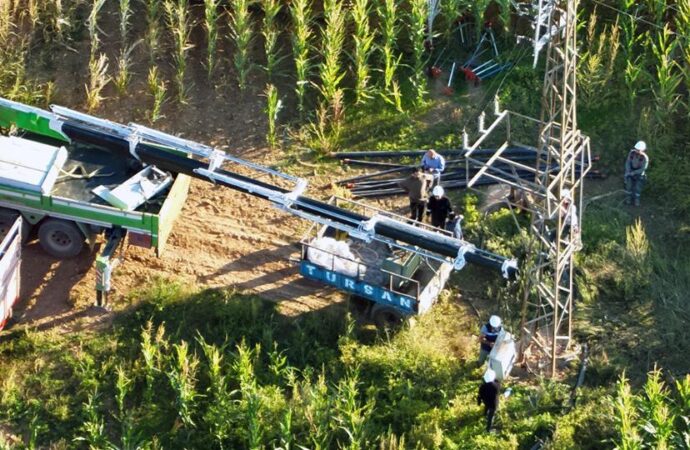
xmin=228 ymin=0 xmax=254 ymax=91
xmin=168 ymin=341 xmax=200 ymax=428
xmin=676 ymin=0 xmax=690 ymax=116
xmin=204 ymin=0 xmax=222 ymax=79
xmin=648 ymin=25 xmax=683 ymax=124
xmin=261 ymin=0 xmax=282 ymax=81
xmin=264 ymin=83 xmax=281 ymax=149
xmin=378 ymin=0 xmax=403 ymax=112
xmin=85 ymin=53 xmax=110 ymax=112
xmin=164 ymin=0 xmax=194 ymax=103
xmin=289 ymin=0 xmax=313 ymax=114
xmin=234 ymin=342 xmax=264 ymax=450
xmin=147 ymin=66 xmax=167 ymax=123
xmin=144 ymin=0 xmax=163 ymax=60
xmin=351 ymin=0 xmax=375 ymax=105
xmin=319 ymin=0 xmax=346 ymax=110
xmin=87 ymin=0 xmax=106 ymax=62
xmin=408 ymin=0 xmax=428 ymax=106
xmin=441 ymin=0 xmax=464 ymax=41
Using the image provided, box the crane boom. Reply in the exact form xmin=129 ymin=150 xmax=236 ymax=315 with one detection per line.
xmin=0 ymin=97 xmax=518 ymax=279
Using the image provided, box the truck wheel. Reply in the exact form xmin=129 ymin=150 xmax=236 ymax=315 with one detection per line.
xmin=372 ymin=305 xmax=405 ymax=330
xmin=38 ymin=219 xmax=85 ymax=259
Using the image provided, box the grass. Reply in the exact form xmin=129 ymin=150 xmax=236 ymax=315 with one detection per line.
xmin=0 ymin=281 xmax=618 ymax=448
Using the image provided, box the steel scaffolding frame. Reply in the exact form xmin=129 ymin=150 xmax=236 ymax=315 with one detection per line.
xmin=463 ymin=0 xmax=591 ymax=376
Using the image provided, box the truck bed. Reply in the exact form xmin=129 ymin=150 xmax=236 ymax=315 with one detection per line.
xmin=51 ymin=142 xmax=168 ymax=214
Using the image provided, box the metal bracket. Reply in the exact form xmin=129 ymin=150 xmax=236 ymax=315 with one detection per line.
xmin=501 ymin=258 xmax=518 ymax=279
xmin=348 ymin=214 xmax=381 ymax=243
xmin=127 ymin=133 xmax=141 ymax=161
xmin=208 ymin=149 xmax=225 ymax=172
xmin=453 ymin=243 xmax=475 ymax=270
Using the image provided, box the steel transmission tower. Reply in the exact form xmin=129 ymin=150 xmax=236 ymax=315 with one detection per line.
xmin=462 ymin=0 xmax=591 ymax=376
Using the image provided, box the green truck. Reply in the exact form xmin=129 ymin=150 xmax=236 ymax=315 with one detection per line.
xmin=0 ymin=98 xmax=190 ymax=304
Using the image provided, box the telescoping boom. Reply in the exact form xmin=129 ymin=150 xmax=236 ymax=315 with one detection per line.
xmin=0 ymin=98 xmax=518 ymax=278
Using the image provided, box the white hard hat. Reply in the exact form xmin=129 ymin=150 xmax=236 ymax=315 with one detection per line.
xmin=483 ymin=368 xmax=497 ymax=383
xmin=432 ymin=186 xmax=444 ymax=197
xmin=634 ymin=140 xmax=647 ymax=151
xmin=562 ymin=188 xmax=572 ymax=201
xmin=489 ymin=315 xmax=501 ymax=328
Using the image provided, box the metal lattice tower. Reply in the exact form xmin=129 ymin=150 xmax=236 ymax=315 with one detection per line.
xmin=462 ymin=0 xmax=591 ymax=376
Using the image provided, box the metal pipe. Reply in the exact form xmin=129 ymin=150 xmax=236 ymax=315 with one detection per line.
xmin=331 ymin=146 xmax=538 ymax=159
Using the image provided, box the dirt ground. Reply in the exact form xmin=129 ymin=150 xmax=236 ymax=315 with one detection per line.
xmin=10 ymin=1 xmax=473 ymax=333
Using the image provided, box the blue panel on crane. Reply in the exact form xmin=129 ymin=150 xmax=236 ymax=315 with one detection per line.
xmin=300 ymin=261 xmax=416 ymax=314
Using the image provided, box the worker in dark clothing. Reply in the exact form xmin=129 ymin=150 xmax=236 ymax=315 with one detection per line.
xmin=624 ymin=140 xmax=649 ymax=206
xmin=478 ymin=315 xmax=502 ymax=364
xmin=477 ymin=368 xmax=501 ymax=432
xmin=427 ymin=185 xmax=453 ymax=228
xmin=398 ymin=167 xmax=434 ymax=221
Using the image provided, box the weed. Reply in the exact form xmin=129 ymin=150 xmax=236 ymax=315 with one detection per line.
xmin=168 ymin=341 xmax=200 ymax=427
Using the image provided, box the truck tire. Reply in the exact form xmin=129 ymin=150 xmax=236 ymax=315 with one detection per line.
xmin=371 ymin=304 xmax=405 ymax=330
xmin=38 ymin=219 xmax=85 ymax=259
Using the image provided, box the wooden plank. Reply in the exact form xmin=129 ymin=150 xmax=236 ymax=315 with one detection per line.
xmin=156 ymin=174 xmax=191 ymax=256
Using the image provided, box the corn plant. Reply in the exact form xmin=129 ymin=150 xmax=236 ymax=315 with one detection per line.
xmin=641 ymin=368 xmax=676 ymax=448
xmin=119 ymin=0 xmax=131 ymax=43
xmin=198 ymin=336 xmax=232 ymax=444
xmin=289 ymin=0 xmax=313 ymax=114
xmin=319 ymin=0 xmax=346 ymax=111
xmin=168 ymin=341 xmax=199 ymax=427
xmin=234 ymin=342 xmax=263 ymax=450
xmin=377 ymin=0 xmax=403 ymax=112
xmin=87 ymin=0 xmax=106 ymax=61
xmin=408 ymin=0 xmax=428 ymax=106
xmin=144 ymin=0 xmax=163 ymax=60
xmin=264 ymin=84 xmax=282 ymax=148
xmin=648 ymin=25 xmax=683 ymax=124
xmin=441 ymin=0 xmax=463 ymax=40
xmin=0 ymin=3 xmax=14 ymax=50
xmin=676 ymin=0 xmax=690 ymax=115
xmin=115 ymin=42 xmax=141 ymax=96
xmin=228 ymin=0 xmax=254 ymax=91
xmin=302 ymin=372 xmax=334 ymax=450
xmin=75 ymin=389 xmax=111 ymax=448
xmin=38 ymin=0 xmax=65 ymax=42
xmin=85 ymin=53 xmax=110 ymax=112
xmin=26 ymin=0 xmax=39 ymax=29
xmin=164 ymin=0 xmax=194 ymax=103
xmin=351 ymin=0 xmax=375 ymax=104
xmin=204 ymin=0 xmax=222 ymax=79
xmin=261 ymin=0 xmax=282 ymax=81
xmin=334 ymin=369 xmax=374 ymax=450
xmin=140 ymin=321 xmax=165 ymax=402
xmin=147 ymin=67 xmax=167 ymax=123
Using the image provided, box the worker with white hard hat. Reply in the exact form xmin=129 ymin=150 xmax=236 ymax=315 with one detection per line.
xmin=478 ymin=315 xmax=502 ymax=364
xmin=427 ymin=185 xmax=453 ymax=228
xmin=624 ymin=140 xmax=649 ymax=206
xmin=477 ymin=368 xmax=502 ymax=432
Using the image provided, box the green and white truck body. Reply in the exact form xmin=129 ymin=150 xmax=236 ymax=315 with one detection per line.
xmin=0 ymin=98 xmax=190 ymax=303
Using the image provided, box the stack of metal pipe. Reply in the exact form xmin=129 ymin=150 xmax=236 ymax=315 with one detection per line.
xmin=333 ymin=148 xmax=603 ymax=198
